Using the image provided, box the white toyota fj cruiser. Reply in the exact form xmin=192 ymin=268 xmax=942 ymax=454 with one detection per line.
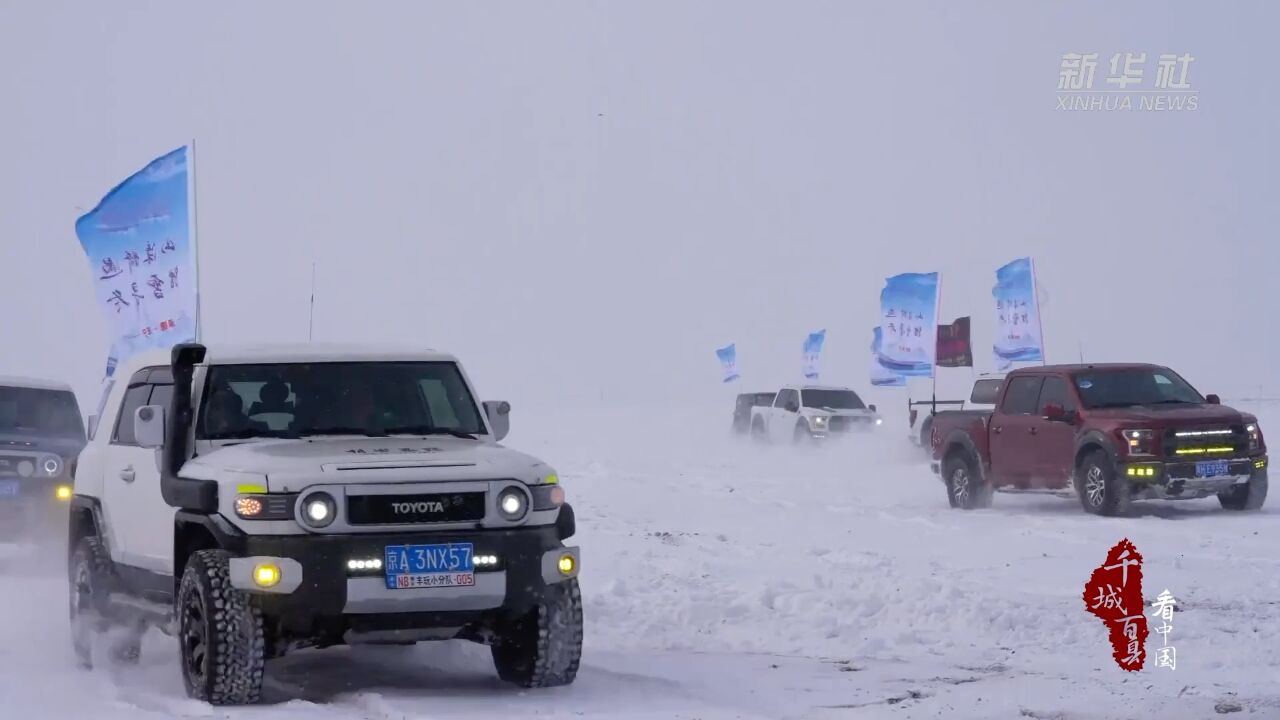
xmin=67 ymin=342 xmax=581 ymax=705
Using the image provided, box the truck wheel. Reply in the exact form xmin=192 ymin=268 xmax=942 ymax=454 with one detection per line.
xmin=1076 ymin=451 xmax=1132 ymax=516
xmin=1218 ymin=469 xmax=1267 ymax=511
xmin=919 ymin=417 xmax=934 ymax=451
xmin=177 ymin=549 xmax=266 ymax=705
xmin=942 ymin=452 xmax=992 ymax=509
xmin=491 ymin=578 xmax=583 ymax=688
xmin=793 ymin=420 xmax=812 ymax=444
xmin=68 ymin=536 xmax=142 ymax=669
xmin=751 ymin=417 xmax=769 ymax=444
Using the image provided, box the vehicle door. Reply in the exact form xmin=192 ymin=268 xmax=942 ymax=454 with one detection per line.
xmin=987 ymin=375 xmax=1044 ymax=486
xmin=1030 ymin=375 xmax=1079 ymax=488
xmin=100 ymin=368 xmax=176 ymax=575
xmin=770 ymin=388 xmax=799 ymax=441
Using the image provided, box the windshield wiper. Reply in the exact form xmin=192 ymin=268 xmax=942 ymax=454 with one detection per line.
xmin=299 ymin=427 xmax=389 ymax=438
xmin=382 ymin=425 xmax=478 ymax=440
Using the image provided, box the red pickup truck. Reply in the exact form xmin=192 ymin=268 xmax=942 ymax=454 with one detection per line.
xmin=929 ymin=363 xmax=1268 ymax=515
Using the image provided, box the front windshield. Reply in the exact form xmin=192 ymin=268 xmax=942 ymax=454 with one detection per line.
xmin=0 ymin=386 xmax=84 ymax=438
xmin=196 ymin=361 xmax=487 ymax=440
xmin=1072 ymin=368 xmax=1204 ymax=409
xmin=801 ymin=389 xmax=866 ymax=410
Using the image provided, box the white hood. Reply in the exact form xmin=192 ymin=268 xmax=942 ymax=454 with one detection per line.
xmin=185 ymin=436 xmax=552 ymax=493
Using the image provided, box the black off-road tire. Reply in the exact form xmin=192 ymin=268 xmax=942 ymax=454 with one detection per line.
xmin=942 ymin=451 xmax=992 ymax=510
xmin=751 ymin=417 xmax=769 ymax=444
xmin=1219 ymin=469 xmax=1267 ymax=511
xmin=793 ymin=420 xmax=812 ymax=444
xmin=68 ymin=536 xmax=142 ymax=669
xmin=1076 ymin=450 xmax=1132 ymax=516
xmin=492 ymin=578 xmax=584 ymax=688
xmin=177 ymin=550 xmax=266 ymax=705
xmin=919 ymin=416 xmax=934 ymax=452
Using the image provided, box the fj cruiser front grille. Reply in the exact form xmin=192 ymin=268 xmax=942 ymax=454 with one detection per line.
xmin=1162 ymin=426 xmax=1247 ymax=457
xmin=0 ymin=455 xmax=30 ymax=477
xmin=346 ymin=491 xmax=487 ymax=526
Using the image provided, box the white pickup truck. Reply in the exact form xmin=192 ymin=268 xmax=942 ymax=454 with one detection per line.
xmin=749 ymin=384 xmax=882 ymax=443
xmin=68 ymin=342 xmax=582 ymax=705
xmin=907 ymin=373 xmax=1004 ymax=452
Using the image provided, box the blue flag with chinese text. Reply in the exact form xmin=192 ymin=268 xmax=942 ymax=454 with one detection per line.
xmin=877 ymin=272 xmax=940 ymax=377
xmin=992 ymin=257 xmax=1044 ymax=371
xmin=870 ymin=326 xmax=906 ymax=386
xmin=802 ymin=330 xmax=825 ymax=379
xmin=75 ymin=146 xmax=198 ymax=378
xmin=716 ymin=343 xmax=740 ymax=383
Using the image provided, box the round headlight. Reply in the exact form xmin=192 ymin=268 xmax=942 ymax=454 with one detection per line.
xmin=497 ymin=488 xmax=527 ymax=520
xmin=300 ymin=492 xmax=336 ymax=528
xmin=42 ymin=456 xmax=62 ymax=477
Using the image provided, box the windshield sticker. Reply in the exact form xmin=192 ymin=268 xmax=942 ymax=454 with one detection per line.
xmin=1077 ymin=380 xmax=1094 ymax=389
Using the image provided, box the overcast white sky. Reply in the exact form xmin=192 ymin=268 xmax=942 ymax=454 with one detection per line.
xmin=2 ymin=1 xmax=1277 ymax=417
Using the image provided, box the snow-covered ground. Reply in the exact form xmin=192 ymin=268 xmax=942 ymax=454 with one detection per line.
xmin=1 ymin=402 xmax=1278 ymax=719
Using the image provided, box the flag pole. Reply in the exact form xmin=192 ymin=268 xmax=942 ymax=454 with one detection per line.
xmin=1030 ymin=257 xmax=1046 ymax=365
xmin=187 ymin=138 xmax=203 ymax=343
xmin=308 ymin=262 xmax=316 ymax=342
xmin=931 ymin=272 xmax=942 ymax=412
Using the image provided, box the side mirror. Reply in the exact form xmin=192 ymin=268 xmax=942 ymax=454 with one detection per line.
xmin=483 ymin=400 xmax=511 ymax=442
xmin=785 ymin=400 xmax=799 ymax=413
xmin=869 ymin=404 xmax=878 ymax=413
xmin=1206 ymin=394 xmax=1221 ymax=405
xmin=134 ymin=405 xmax=166 ymax=449
xmin=87 ymin=415 xmax=99 ymax=440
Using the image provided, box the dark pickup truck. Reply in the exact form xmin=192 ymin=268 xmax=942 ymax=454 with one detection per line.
xmin=929 ymin=363 xmax=1268 ymax=515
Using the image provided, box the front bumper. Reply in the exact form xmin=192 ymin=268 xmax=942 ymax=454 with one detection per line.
xmin=229 ymin=524 xmax=578 ymax=639
xmin=0 ymin=480 xmax=74 ymax=540
xmin=1121 ymin=455 xmax=1266 ymax=499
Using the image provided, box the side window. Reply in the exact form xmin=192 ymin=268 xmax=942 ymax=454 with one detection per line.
xmin=149 ymin=384 xmax=174 ymax=414
xmin=1036 ymin=377 xmax=1076 ymax=415
xmin=112 ymin=384 xmax=153 ymax=445
xmin=1001 ymin=376 xmax=1044 ymax=415
xmin=775 ymin=389 xmax=796 ymax=409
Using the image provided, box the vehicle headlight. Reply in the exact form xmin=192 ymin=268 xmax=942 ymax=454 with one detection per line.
xmin=497 ymin=488 xmax=528 ymax=520
xmin=300 ymin=492 xmax=337 ymax=528
xmin=1247 ymin=424 xmax=1262 ymax=452
xmin=40 ymin=455 xmax=62 ymax=477
xmin=875 ymin=418 xmax=883 ymax=426
xmin=811 ymin=416 xmax=828 ymax=427
xmin=1121 ymin=429 xmax=1156 ymax=456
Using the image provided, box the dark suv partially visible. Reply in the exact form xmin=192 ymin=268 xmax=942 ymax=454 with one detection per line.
xmin=733 ymin=392 xmax=776 ymax=434
xmin=0 ymin=377 xmax=85 ymax=541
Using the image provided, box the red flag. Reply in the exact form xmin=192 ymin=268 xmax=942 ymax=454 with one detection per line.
xmin=935 ymin=316 xmax=972 ymax=367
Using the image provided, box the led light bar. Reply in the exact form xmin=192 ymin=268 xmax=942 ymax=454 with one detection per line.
xmin=347 ymin=558 xmax=384 ymax=571
xmin=1175 ymin=430 xmax=1232 ymax=437
xmin=1174 ymin=447 xmax=1234 ymax=455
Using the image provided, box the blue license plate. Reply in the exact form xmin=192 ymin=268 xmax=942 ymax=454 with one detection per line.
xmin=1195 ymin=460 xmax=1230 ymax=478
xmin=0 ymin=481 xmax=19 ymax=498
xmin=383 ymin=543 xmax=475 ymax=590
